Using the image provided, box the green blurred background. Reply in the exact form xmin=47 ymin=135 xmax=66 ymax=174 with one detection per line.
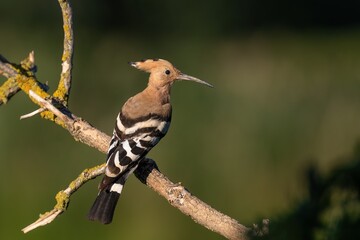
xmin=1 ymin=0 xmax=360 ymax=239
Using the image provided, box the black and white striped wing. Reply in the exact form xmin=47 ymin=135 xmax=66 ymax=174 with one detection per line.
xmin=89 ymin=114 xmax=171 ymax=224
xmin=100 ymin=114 xmax=171 ymax=190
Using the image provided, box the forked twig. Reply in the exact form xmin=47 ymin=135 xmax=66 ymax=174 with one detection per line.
xmin=22 ymin=164 xmax=106 ymax=233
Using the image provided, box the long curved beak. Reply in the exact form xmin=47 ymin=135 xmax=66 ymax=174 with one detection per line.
xmin=178 ymin=73 xmax=213 ymax=88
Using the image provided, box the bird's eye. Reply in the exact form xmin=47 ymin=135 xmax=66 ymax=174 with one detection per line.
xmin=165 ymin=70 xmax=171 ymax=75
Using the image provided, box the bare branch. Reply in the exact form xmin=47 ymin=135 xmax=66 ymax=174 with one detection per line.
xmin=20 ymin=107 xmax=46 ymax=120
xmin=0 ymin=78 xmax=20 ymax=104
xmin=0 ymin=55 xmax=18 ymax=78
xmin=0 ymin=52 xmax=39 ymax=105
xmin=0 ymin=55 xmax=20 ymax=104
xmin=53 ymin=0 xmax=74 ymax=105
xmin=28 ymin=90 xmax=70 ymax=122
xmin=0 ymin=52 xmax=50 ymax=106
xmin=22 ymin=209 xmax=62 ymax=234
xmin=135 ymin=158 xmax=252 ymax=240
xmin=0 ymin=52 xmax=76 ymax=126
xmin=28 ymin=90 xmax=110 ymax=153
xmin=20 ymin=51 xmax=36 ymax=72
xmin=22 ymin=164 xmax=106 ymax=233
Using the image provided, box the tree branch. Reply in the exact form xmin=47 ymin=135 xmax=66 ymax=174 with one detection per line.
xmin=27 ymin=90 xmax=110 ymax=153
xmin=0 ymin=77 xmax=20 ymax=104
xmin=0 ymin=54 xmax=18 ymax=78
xmin=135 ymin=158 xmax=254 ymax=240
xmin=0 ymin=52 xmax=37 ymax=104
xmin=53 ymin=0 xmax=74 ymax=105
xmin=21 ymin=163 xmax=106 ymax=234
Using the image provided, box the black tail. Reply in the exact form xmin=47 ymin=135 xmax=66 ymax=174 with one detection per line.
xmin=88 ymin=188 xmax=120 ymax=224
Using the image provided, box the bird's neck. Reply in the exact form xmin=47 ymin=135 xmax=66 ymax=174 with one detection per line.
xmin=146 ymin=82 xmax=172 ymax=104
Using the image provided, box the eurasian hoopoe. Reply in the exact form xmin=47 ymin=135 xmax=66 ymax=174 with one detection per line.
xmin=88 ymin=58 xmax=213 ymax=224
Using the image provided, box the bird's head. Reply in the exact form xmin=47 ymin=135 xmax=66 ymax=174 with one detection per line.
xmin=129 ymin=58 xmax=213 ymax=88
